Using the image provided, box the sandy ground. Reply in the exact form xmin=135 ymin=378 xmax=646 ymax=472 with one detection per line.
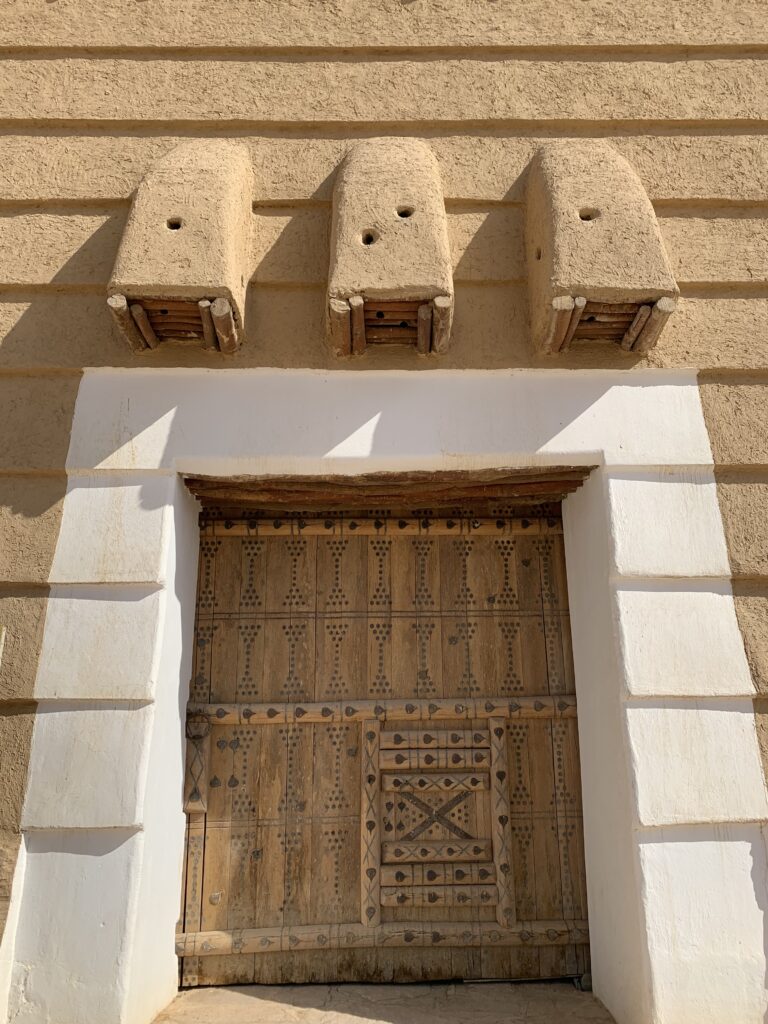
xmin=154 ymin=981 xmax=615 ymax=1024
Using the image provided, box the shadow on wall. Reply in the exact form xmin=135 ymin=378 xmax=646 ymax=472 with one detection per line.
xmin=753 ymin=825 xmax=768 ymax=1024
xmin=0 ymin=154 xmax=645 ymax=373
xmin=52 ymin=368 xmax=688 ymax=498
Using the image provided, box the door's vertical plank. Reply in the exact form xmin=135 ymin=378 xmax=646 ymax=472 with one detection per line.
xmin=439 ymin=533 xmax=476 ymax=701
xmin=262 ymin=536 xmax=290 ymax=703
xmin=503 ymin=717 xmax=541 ymax=980
xmin=360 ymin=720 xmax=381 ymax=927
xmin=345 ymin=533 xmax=370 ymax=700
xmin=180 ymin=813 xmax=205 ymax=987
xmin=291 ymin=534 xmax=317 ymax=702
xmin=453 ymin=715 xmax=485 ymax=980
xmin=206 ymin=723 xmax=235 ymax=827
xmin=263 ymin=534 xmax=316 ymax=703
xmin=199 ymin=824 xmax=231 ymax=931
xmin=530 ymin=717 xmax=565 ymax=979
xmin=549 ymin=533 xmax=576 ymax=694
xmin=190 ymin=533 xmax=220 ymax=704
xmin=515 ymin=534 xmax=549 ymax=696
xmin=551 ymin=715 xmax=585 ymax=977
xmin=316 ymin=533 xmax=367 ymax=702
xmin=367 ymin=536 xmax=393 ymax=699
xmin=197 ymin=816 xmax=249 ymax=986
xmin=281 ymin=723 xmax=313 ymax=916
xmin=227 ymin=723 xmax=262 ymax=928
xmin=489 ymin=718 xmax=516 ymax=927
xmin=250 ymin=708 xmax=287 ymax=982
xmin=414 ymin=534 xmax=443 ymax=700
xmin=278 ymin=713 xmax=313 ymax=982
xmin=508 ymin=721 xmax=537 ymax=918
xmin=537 ymin=535 xmax=567 ymax=697
xmin=235 ymin=534 xmax=267 ymax=703
xmin=390 ymin=537 xmax=418 ymax=699
xmin=250 ymin=820 xmax=286 ymax=983
xmin=209 ymin=537 xmax=243 ymax=704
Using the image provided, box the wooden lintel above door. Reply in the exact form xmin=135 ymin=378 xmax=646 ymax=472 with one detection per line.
xmin=185 ymin=466 xmax=594 ymax=512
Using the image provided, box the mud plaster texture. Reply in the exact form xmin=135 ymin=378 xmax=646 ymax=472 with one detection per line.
xmin=110 ymin=140 xmax=252 ymax=323
xmin=328 ymin=138 xmax=452 ymax=302
xmin=154 ymin=982 xmax=614 ymax=1024
xmin=525 ymin=142 xmax=677 ymax=352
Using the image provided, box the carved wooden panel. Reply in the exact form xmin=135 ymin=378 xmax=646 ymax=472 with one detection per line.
xmin=179 ymin=513 xmax=588 ymax=985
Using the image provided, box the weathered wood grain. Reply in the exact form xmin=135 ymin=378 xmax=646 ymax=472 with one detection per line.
xmin=177 ymin=918 xmax=589 ymax=956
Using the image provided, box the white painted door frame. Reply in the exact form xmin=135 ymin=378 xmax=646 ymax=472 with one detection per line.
xmin=3 ymin=369 xmax=766 ymax=1024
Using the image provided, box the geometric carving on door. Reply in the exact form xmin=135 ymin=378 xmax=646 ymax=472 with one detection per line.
xmin=179 ymin=512 xmax=590 ymax=985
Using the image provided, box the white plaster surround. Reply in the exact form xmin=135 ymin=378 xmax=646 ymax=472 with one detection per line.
xmin=5 ymin=368 xmax=768 ymax=1024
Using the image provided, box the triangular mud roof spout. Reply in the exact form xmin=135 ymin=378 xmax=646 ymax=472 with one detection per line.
xmin=327 ymin=138 xmax=454 ymax=357
xmin=108 ymin=139 xmax=252 ymax=354
xmin=526 ymin=141 xmax=679 ymax=355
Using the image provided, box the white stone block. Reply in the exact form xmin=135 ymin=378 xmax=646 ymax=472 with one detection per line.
xmin=608 ymin=472 xmax=731 ymax=578
xmin=68 ymin=368 xmax=711 ymax=474
xmin=35 ymin=586 xmax=164 ymax=701
xmin=627 ymin=700 xmax=768 ymax=826
xmin=22 ymin=704 xmax=153 ymax=829
xmin=639 ymin=826 xmax=768 ymax=1024
xmin=563 ymin=474 xmax=655 ymax=1024
xmin=616 ymin=584 xmax=755 ymax=697
xmin=8 ymin=830 xmax=141 ymax=1024
xmin=49 ymin=473 xmax=173 ymax=584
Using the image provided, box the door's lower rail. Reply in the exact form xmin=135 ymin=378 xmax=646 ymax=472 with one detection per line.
xmin=177 ymin=919 xmax=589 ymax=956
xmin=186 ymin=694 xmax=576 ymax=726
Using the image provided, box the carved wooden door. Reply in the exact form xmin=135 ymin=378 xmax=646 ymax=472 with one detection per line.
xmin=177 ymin=511 xmax=588 ymax=985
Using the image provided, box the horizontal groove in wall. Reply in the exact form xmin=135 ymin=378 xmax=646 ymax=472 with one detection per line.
xmin=33 ymin=698 xmax=153 ymax=710
xmin=624 ymin=696 xmax=761 ymax=710
xmin=0 ymin=469 xmax=68 ymax=479
xmin=714 ymin=468 xmax=768 ymax=483
xmin=0 ymin=697 xmax=37 ymax=711
xmin=698 ymin=370 xmax=768 ymax=383
xmin=635 ymin=819 xmax=768 ymax=836
xmin=21 ymin=825 xmax=143 ymax=836
xmin=732 ymin=580 xmax=768 ymax=595
xmin=3 ymin=119 xmax=768 ymax=134
xmin=4 ymin=124 xmax=768 ymax=139
xmin=679 ymin=284 xmax=768 ymax=298
xmin=4 ymin=198 xmax=768 ymax=216
xmin=1 ymin=206 xmax=767 ymax=288
xmin=0 ymin=367 xmax=84 ymax=379
xmin=5 ymin=46 xmax=768 ymax=60
xmin=0 ymin=581 xmax=49 ymax=594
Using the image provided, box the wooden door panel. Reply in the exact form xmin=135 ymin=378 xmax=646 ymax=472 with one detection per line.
xmin=179 ymin=514 xmax=588 ymax=985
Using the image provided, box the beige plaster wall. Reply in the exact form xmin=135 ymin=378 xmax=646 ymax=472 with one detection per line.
xmin=2 ymin=0 xmax=768 ymax=952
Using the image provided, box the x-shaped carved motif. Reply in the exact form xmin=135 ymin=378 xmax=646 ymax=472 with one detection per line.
xmin=401 ymin=790 xmax=473 ymax=841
